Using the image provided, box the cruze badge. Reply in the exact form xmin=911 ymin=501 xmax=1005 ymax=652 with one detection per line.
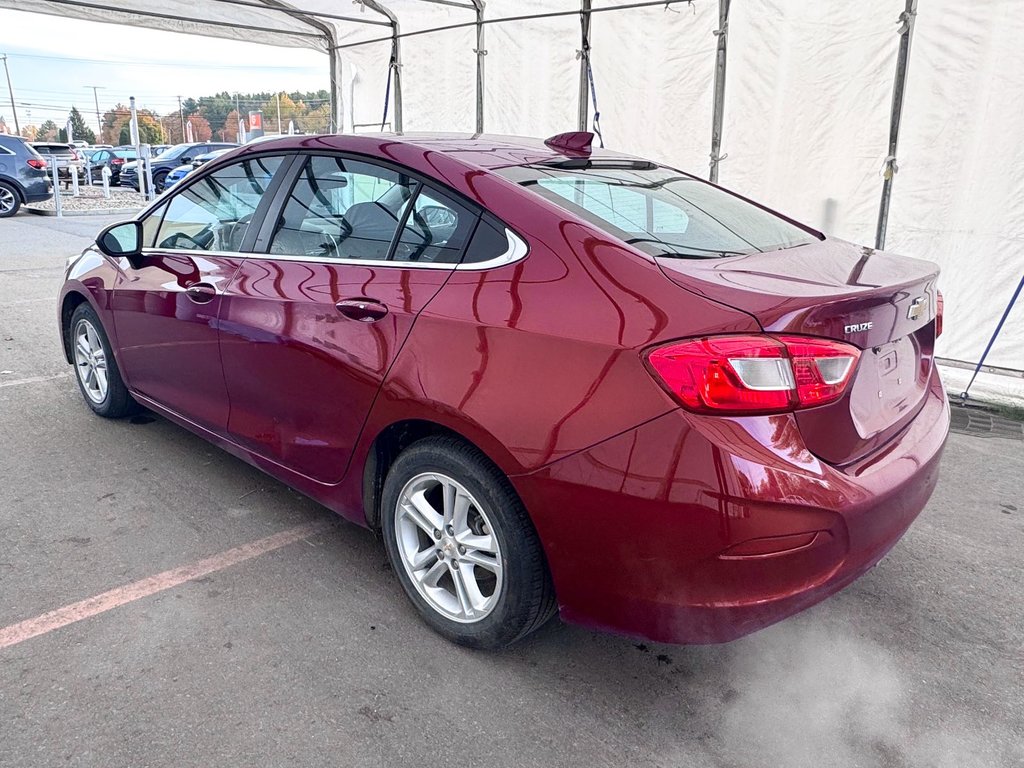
xmin=845 ymin=322 xmax=873 ymax=333
xmin=907 ymin=296 xmax=928 ymax=321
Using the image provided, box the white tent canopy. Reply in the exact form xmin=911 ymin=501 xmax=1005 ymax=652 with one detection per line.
xmin=3 ymin=0 xmax=1022 ymax=374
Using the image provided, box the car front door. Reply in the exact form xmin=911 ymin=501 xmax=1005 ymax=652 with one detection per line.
xmin=218 ymin=154 xmax=479 ymax=483
xmin=110 ymin=154 xmax=290 ymax=432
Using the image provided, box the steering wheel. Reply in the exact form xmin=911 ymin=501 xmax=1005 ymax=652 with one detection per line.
xmin=160 ymin=226 xmax=214 ymax=251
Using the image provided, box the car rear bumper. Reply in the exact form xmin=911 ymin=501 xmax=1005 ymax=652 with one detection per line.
xmin=512 ymin=366 xmax=949 ymax=644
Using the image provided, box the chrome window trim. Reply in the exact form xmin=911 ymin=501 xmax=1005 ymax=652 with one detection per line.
xmin=138 ymin=228 xmax=529 ymax=272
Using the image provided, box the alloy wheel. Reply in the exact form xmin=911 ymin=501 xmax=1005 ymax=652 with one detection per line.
xmin=394 ymin=472 xmax=504 ymax=623
xmin=0 ymin=186 xmax=15 ymax=215
xmin=73 ymin=318 xmax=109 ymax=404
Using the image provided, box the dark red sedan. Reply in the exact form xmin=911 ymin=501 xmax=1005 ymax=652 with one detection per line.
xmin=58 ymin=132 xmax=948 ymax=648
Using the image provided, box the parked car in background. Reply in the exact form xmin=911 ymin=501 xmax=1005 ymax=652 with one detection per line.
xmin=86 ymin=148 xmax=137 ymax=185
xmin=162 ymin=147 xmax=235 ymax=190
xmin=120 ymin=142 xmax=239 ymax=193
xmin=0 ymin=134 xmax=51 ymax=217
xmin=58 ymin=133 xmax=949 ymax=649
xmin=30 ymin=142 xmax=85 ymax=182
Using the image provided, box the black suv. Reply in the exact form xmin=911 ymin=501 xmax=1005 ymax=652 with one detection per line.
xmin=120 ymin=142 xmax=239 ymax=193
xmin=0 ymin=135 xmax=52 ymax=217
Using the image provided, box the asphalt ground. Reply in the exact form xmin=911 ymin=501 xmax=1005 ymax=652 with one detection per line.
xmin=1 ymin=212 xmax=1022 ymax=768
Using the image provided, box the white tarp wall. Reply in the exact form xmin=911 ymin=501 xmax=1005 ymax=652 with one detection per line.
xmin=886 ymin=0 xmax=1023 ymax=372
xmin=1 ymin=0 xmax=1020 ymax=371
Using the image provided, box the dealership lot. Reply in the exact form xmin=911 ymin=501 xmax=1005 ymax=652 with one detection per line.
xmin=1 ymin=214 xmax=1022 ymax=767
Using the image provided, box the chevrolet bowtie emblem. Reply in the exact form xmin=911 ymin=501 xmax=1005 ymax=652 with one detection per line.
xmin=907 ymin=296 xmax=928 ymax=321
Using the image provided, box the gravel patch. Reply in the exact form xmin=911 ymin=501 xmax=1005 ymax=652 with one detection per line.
xmin=26 ymin=186 xmax=148 ymax=215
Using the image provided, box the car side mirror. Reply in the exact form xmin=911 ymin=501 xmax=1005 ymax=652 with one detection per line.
xmin=96 ymin=220 xmax=143 ymax=262
xmin=181 ymin=156 xmax=192 ymax=163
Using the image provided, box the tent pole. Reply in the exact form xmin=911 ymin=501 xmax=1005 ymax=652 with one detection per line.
xmin=578 ymin=0 xmax=592 ymax=132
xmin=361 ymin=0 xmax=402 ymax=133
xmin=709 ymin=0 xmax=730 ymax=183
xmin=875 ymin=0 xmax=917 ymax=250
xmin=473 ymin=1 xmax=485 ymax=134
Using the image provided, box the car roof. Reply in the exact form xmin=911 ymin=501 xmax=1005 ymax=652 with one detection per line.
xmin=233 ymin=132 xmax=642 ymax=171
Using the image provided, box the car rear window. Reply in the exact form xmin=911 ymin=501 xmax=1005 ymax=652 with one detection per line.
xmin=496 ymin=163 xmax=819 ymax=259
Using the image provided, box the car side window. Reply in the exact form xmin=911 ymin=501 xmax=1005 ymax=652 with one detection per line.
xmin=392 ymin=187 xmax=476 ymax=264
xmin=154 ymin=155 xmax=285 ymax=252
xmin=462 ymin=217 xmax=516 ymax=265
xmin=268 ymin=155 xmax=417 ymax=261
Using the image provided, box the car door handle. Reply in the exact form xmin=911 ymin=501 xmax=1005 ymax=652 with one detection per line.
xmin=185 ymin=282 xmax=217 ymax=304
xmin=336 ymin=298 xmax=389 ymax=322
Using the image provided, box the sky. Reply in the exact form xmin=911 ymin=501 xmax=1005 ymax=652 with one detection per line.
xmin=0 ymin=8 xmax=330 ymax=131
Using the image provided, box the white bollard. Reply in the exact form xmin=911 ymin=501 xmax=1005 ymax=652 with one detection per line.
xmin=101 ymin=165 xmax=111 ymax=199
xmin=50 ymin=157 xmax=63 ymax=217
xmin=71 ymin=165 xmax=79 ymax=196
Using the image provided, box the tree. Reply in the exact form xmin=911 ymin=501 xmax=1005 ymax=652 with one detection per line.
xmin=220 ymin=109 xmax=242 ymax=142
xmin=101 ymin=106 xmax=130 ymax=145
xmin=20 ymin=125 xmax=38 ymax=141
xmin=60 ymin=107 xmax=96 ymax=144
xmin=116 ymin=111 xmax=162 ymax=146
xmin=187 ymin=114 xmax=212 ymax=142
xmin=302 ymin=103 xmax=332 ymax=134
xmin=37 ymin=120 xmax=58 ymax=141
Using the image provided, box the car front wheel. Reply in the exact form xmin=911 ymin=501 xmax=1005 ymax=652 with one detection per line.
xmin=69 ymin=303 xmax=138 ymax=418
xmin=382 ymin=437 xmax=557 ymax=649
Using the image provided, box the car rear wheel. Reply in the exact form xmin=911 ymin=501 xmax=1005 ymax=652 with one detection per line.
xmin=0 ymin=182 xmax=20 ymax=218
xmin=382 ymin=437 xmax=557 ymax=649
xmin=69 ymin=303 xmax=138 ymax=418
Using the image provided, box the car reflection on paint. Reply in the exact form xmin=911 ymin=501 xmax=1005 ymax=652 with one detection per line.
xmin=57 ymin=132 xmax=949 ymax=649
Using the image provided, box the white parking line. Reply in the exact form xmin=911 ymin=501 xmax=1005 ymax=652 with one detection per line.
xmin=0 ymin=373 xmax=72 ymax=388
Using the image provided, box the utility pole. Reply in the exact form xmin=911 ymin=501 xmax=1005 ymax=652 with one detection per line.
xmin=1 ymin=54 xmax=20 ymax=135
xmin=276 ymin=92 xmax=282 ymax=134
xmin=177 ymin=95 xmax=184 ymax=143
xmin=85 ymin=85 xmax=104 ymax=136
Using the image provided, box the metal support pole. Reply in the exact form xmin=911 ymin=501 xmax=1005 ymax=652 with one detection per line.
xmin=473 ymin=1 xmax=486 ymax=134
xmin=361 ymin=0 xmax=403 ymax=133
xmin=577 ymin=0 xmax=592 ymax=133
xmin=875 ymin=0 xmax=917 ymax=250
xmin=276 ymin=92 xmax=283 ymax=133
xmin=709 ymin=0 xmax=730 ymax=183
xmin=177 ymin=95 xmax=185 ymax=143
xmin=87 ymin=85 xmax=104 ymax=136
xmin=1 ymin=54 xmax=20 ymax=135
xmin=50 ymin=157 xmax=62 ymax=217
xmin=129 ymin=96 xmax=147 ymax=198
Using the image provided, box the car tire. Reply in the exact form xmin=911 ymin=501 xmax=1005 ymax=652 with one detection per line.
xmin=381 ymin=436 xmax=557 ymax=649
xmin=153 ymin=171 xmax=168 ymax=193
xmin=0 ymin=181 xmax=21 ymax=218
xmin=69 ymin=303 xmax=138 ymax=418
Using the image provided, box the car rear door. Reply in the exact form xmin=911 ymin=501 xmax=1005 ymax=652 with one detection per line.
xmin=218 ymin=153 xmax=478 ymax=483
xmin=111 ymin=154 xmax=291 ymax=432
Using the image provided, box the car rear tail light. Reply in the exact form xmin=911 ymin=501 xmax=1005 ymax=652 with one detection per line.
xmin=646 ymin=334 xmax=861 ymax=414
xmin=112 ymin=158 xmax=124 ymax=164
xmin=26 ymin=158 xmax=47 ymax=170
xmin=936 ymin=290 xmax=943 ymax=338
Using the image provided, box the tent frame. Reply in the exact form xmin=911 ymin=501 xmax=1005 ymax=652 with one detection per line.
xmin=17 ymin=0 xmax=926 ymax=275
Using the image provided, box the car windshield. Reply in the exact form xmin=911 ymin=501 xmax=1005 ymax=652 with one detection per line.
xmin=160 ymin=145 xmax=193 ymax=162
xmin=496 ymin=162 xmax=820 ymax=258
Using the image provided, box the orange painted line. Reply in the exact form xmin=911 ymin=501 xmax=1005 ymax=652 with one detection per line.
xmin=0 ymin=520 xmax=331 ymax=650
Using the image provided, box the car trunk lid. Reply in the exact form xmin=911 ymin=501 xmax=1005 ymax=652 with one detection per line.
xmin=655 ymin=237 xmax=941 ymax=466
